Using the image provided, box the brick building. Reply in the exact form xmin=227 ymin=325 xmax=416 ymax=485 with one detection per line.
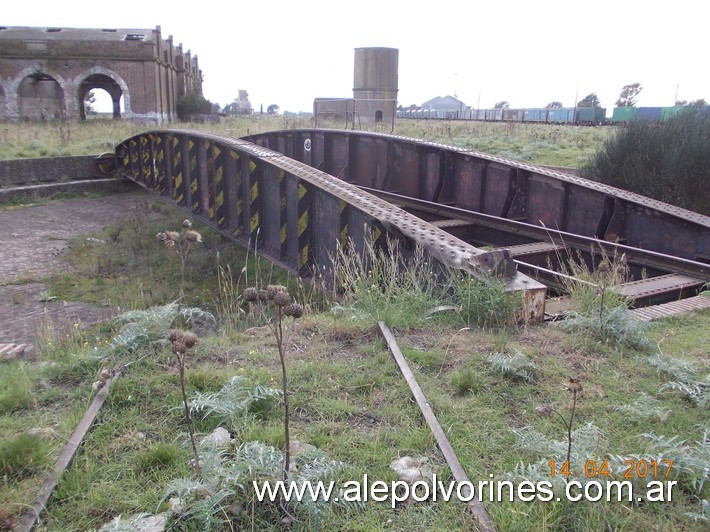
xmin=0 ymin=25 xmax=203 ymax=123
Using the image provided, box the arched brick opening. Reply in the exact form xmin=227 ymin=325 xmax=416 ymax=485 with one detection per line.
xmin=79 ymin=73 xmax=123 ymax=120
xmin=74 ymin=67 xmax=131 ymax=121
xmin=17 ymin=72 xmax=65 ymax=120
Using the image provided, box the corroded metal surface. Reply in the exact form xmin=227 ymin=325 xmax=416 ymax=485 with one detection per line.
xmin=115 ymin=130 xmax=546 ymax=319
xmin=244 ymin=129 xmax=710 ymax=263
xmin=242 ymin=129 xmax=709 ymax=311
xmin=353 ymin=186 xmax=710 ymax=281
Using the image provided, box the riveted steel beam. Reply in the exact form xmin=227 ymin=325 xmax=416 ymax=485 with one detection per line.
xmin=245 ymin=129 xmax=710 ymax=264
xmin=115 ymin=130 xmax=546 ymax=321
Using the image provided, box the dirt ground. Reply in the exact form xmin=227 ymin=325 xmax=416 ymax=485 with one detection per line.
xmin=0 ymin=190 xmax=153 ymax=351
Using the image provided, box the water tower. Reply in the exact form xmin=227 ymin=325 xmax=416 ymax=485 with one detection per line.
xmin=352 ymin=47 xmax=399 ymax=124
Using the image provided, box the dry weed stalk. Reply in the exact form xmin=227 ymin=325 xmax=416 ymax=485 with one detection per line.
xmin=156 ymin=219 xmax=202 ymax=295
xmin=243 ymin=284 xmax=304 ymax=518
xmin=550 ymin=377 xmax=583 ymax=478
xmin=168 ymin=329 xmax=201 ymax=479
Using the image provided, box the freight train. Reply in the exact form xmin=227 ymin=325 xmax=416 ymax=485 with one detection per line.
xmin=396 ymin=105 xmax=708 ymax=125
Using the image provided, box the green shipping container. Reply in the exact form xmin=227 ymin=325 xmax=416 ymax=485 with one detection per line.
xmin=612 ymin=107 xmax=638 ymax=123
xmin=661 ymin=106 xmax=687 ymax=121
xmin=576 ymin=107 xmax=606 ymax=123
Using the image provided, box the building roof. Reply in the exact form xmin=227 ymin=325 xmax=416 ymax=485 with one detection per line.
xmin=0 ymin=26 xmax=161 ymax=43
xmin=421 ymin=95 xmax=467 ymax=111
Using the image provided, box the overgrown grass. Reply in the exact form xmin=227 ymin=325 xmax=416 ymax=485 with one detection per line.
xmin=0 ymin=116 xmax=611 ymax=169
xmin=0 ymin=434 xmax=49 ymax=494
xmin=0 ymin=146 xmax=708 ymax=529
xmin=3 ymin=292 xmax=709 ymax=530
xmin=0 ymin=362 xmax=36 ymax=414
xmin=393 ymin=119 xmax=612 ymax=167
xmin=42 ymin=197 xmax=303 ymax=318
xmin=329 ymin=234 xmax=520 ymax=330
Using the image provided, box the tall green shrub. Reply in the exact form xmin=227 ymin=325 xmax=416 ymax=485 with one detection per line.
xmin=582 ymin=109 xmax=710 ymax=215
xmin=176 ymin=91 xmax=213 ymax=121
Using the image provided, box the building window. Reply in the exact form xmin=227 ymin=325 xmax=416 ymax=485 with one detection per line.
xmin=375 ymin=110 xmax=383 ymax=123
xmin=124 ymin=34 xmax=145 ymax=41
xmin=45 ymin=28 xmax=62 ymax=33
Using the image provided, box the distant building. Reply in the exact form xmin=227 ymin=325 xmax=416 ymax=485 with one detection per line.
xmin=0 ymin=25 xmax=203 ymax=123
xmin=420 ymin=95 xmax=467 ymax=113
xmin=225 ymin=89 xmax=252 ymax=115
xmin=314 ymin=47 xmax=398 ymax=126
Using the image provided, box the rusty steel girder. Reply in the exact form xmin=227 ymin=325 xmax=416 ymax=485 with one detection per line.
xmin=241 ymin=129 xmax=709 ymax=310
xmin=115 ymin=130 xmax=547 ymax=321
xmin=243 ymin=129 xmax=710 ymax=264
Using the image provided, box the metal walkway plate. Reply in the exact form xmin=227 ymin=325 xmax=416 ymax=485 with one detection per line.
xmin=618 ymin=273 xmax=704 ymax=298
xmin=504 ymin=241 xmax=564 ymax=257
xmin=629 ymin=295 xmax=710 ymax=321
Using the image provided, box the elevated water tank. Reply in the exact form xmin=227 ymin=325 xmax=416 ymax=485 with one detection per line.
xmin=352 ymin=47 xmax=398 ymax=123
xmin=353 ymin=47 xmax=399 ymax=98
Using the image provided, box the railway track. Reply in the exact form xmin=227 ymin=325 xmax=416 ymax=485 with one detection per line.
xmin=111 ymin=128 xmax=710 ymax=322
xmin=356 ymin=186 xmax=709 ymax=317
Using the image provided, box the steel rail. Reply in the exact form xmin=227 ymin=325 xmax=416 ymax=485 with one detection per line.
xmin=358 ymin=186 xmax=710 ymax=282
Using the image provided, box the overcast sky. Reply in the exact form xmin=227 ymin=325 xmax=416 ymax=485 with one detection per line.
xmin=3 ymin=1 xmax=708 ymax=114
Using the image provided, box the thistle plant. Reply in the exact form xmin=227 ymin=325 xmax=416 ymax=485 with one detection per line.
xmin=594 ymin=255 xmax=627 ymax=338
xmin=486 ymin=349 xmax=538 ymax=382
xmin=156 ymin=219 xmax=203 ymax=295
xmin=188 ymin=375 xmax=283 ymax=425
xmin=168 ymin=329 xmax=201 ymax=479
xmin=243 ymin=285 xmax=304 ymax=487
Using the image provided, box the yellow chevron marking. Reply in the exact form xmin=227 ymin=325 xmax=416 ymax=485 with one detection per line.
xmin=298 ymin=210 xmax=308 ymax=237
xmin=340 ymin=225 xmax=348 ymax=247
xmin=299 ymin=244 xmax=309 ymax=268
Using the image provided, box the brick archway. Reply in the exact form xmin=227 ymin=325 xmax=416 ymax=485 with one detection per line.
xmin=74 ymin=66 xmax=132 ymax=120
xmin=7 ymin=65 xmax=68 ymax=121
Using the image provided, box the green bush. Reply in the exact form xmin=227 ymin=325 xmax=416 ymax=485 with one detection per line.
xmin=450 ymin=367 xmax=484 ymax=395
xmin=176 ymin=91 xmax=213 ymax=121
xmin=582 ymin=110 xmax=710 ymax=215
